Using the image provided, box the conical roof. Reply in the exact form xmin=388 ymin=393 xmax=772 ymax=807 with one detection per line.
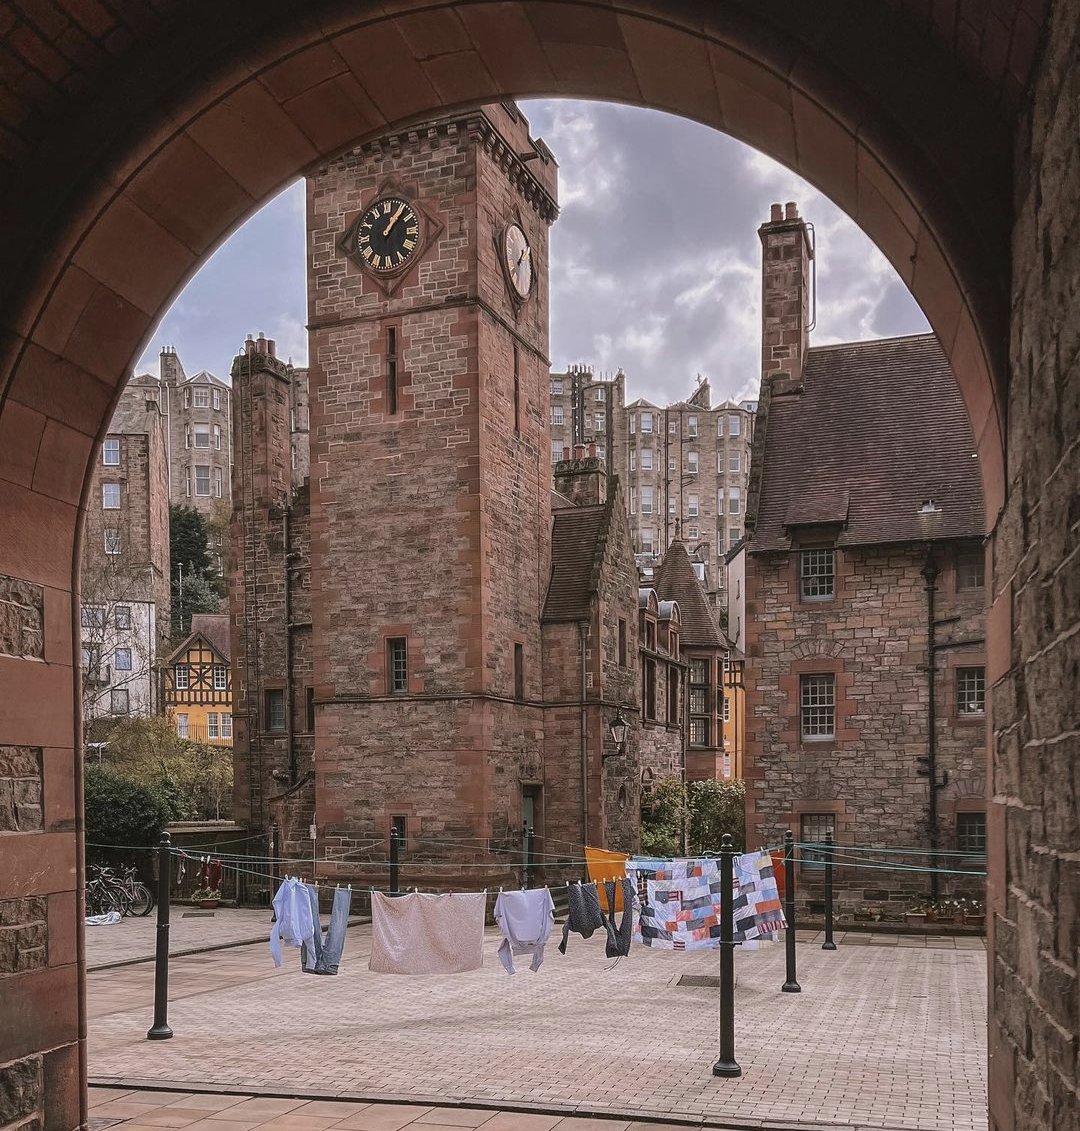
xmin=653 ymin=540 xmax=723 ymax=648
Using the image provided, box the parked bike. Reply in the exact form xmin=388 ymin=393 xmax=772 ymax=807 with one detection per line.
xmin=86 ymin=863 xmax=155 ymax=917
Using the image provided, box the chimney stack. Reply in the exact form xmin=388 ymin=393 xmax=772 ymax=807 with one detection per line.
xmin=553 ymin=446 xmax=608 ymax=507
xmin=758 ymin=201 xmax=813 ymax=396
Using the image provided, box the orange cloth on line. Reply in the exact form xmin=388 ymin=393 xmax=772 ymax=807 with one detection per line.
xmin=585 ymin=846 xmax=629 ymax=912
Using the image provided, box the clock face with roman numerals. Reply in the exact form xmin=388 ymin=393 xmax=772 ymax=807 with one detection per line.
xmin=355 ymin=196 xmax=421 ymax=273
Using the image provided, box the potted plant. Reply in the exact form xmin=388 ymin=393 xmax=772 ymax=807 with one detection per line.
xmin=905 ymin=903 xmax=927 ymax=926
xmin=191 ymin=886 xmax=221 ymax=909
xmin=965 ymin=900 xmax=985 ymax=927
xmin=853 ymin=905 xmax=873 ymax=922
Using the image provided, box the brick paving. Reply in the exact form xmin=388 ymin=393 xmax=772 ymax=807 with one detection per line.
xmin=88 ymin=924 xmax=987 ymax=1131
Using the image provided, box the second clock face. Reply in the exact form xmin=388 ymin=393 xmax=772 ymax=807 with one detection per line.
xmin=356 ymin=197 xmax=420 ymax=272
xmin=504 ymin=223 xmax=532 ymax=298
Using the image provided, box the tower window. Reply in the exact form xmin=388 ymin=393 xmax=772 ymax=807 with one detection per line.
xmin=514 ymin=642 xmax=524 ymax=700
xmin=387 ymin=326 xmax=399 ymax=415
xmin=513 ymin=346 xmax=521 ymax=435
xmin=265 ymin=688 xmax=285 ymax=732
xmin=800 ymin=674 xmax=835 ymax=740
xmin=387 ymin=637 xmax=408 ymax=694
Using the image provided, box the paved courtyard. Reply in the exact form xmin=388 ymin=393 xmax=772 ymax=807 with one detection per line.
xmin=88 ymin=919 xmax=987 ymax=1131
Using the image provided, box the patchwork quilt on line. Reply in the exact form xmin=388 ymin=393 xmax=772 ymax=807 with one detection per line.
xmin=626 ymin=851 xmax=786 ymax=950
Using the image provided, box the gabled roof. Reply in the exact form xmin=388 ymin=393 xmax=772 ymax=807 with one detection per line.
xmin=750 ymin=334 xmax=984 ymax=551
xmin=186 ymin=370 xmax=230 ymax=388
xmin=166 ymin=613 xmax=231 ymax=665
xmin=542 ymin=500 xmax=614 ymax=623
xmin=653 ymin=540 xmax=723 ymax=648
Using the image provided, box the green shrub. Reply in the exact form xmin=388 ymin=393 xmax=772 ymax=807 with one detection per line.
xmin=84 ymin=765 xmax=182 ymax=855
xmin=640 ymin=776 xmax=746 ymax=857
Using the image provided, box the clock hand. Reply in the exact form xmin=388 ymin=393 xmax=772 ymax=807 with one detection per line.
xmin=383 ymin=203 xmax=406 ymax=237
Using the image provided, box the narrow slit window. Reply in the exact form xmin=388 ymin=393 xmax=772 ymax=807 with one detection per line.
xmin=514 ymin=642 xmax=524 ymax=700
xmin=387 ymin=327 xmax=398 ymax=415
xmin=513 ymin=346 xmax=521 ymax=435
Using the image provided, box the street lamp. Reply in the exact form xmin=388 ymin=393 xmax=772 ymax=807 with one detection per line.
xmin=606 ymin=706 xmax=629 ymax=759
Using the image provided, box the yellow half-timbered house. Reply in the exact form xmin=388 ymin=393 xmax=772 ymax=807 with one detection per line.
xmin=163 ymin=613 xmax=232 ymax=745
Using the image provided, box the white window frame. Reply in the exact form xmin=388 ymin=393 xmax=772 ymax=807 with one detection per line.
xmin=102 ymin=482 xmax=120 ymax=509
xmin=728 ymin=487 xmax=741 ymax=514
xmin=687 ymin=451 xmax=699 ymax=473
xmin=104 ymin=528 xmax=121 ymax=554
xmin=550 ymin=380 xmax=563 ymax=396
xmin=594 ymin=412 xmax=605 ymax=433
xmin=102 ymin=438 xmax=120 ymax=466
xmin=629 ymin=487 xmax=638 ymax=514
xmin=640 ymin=486 xmax=654 ymax=515
xmin=194 ymin=424 xmax=211 ymax=449
xmin=113 ymin=647 xmax=132 ymax=672
xmin=214 ymin=467 xmax=223 ymax=498
xmin=551 ymin=405 xmax=564 ymax=426
xmin=800 ymin=674 xmax=836 ymax=741
xmin=551 ymin=441 xmax=562 ymax=465
xmin=595 ymin=387 xmax=606 ymax=402
xmin=688 ymin=493 xmax=699 ymax=517
xmin=728 ymin=414 xmax=741 ymax=437
xmin=114 ymin=605 xmax=132 ymax=629
xmin=176 ymin=713 xmax=189 ymax=739
xmin=640 ymin=412 xmax=653 ymax=434
xmin=213 ymin=664 xmax=228 ymax=691
xmin=800 ymin=548 xmax=836 ymax=601
xmin=687 ymin=415 xmax=698 ymax=437
xmin=207 ymin=713 xmax=220 ymax=739
xmin=195 ymin=465 xmax=211 ymax=496
xmin=221 ymin=713 xmax=233 ymax=739
xmin=212 ymin=388 xmax=221 ymax=411
xmin=729 ymin=453 xmax=741 ymax=473
xmin=640 ymin=448 xmax=652 ymax=471
xmin=629 ymin=414 xmax=636 ymax=434
xmin=193 ymin=387 xmax=209 ymax=408
xmin=213 ymin=424 xmax=222 ymax=450
xmin=174 ymin=664 xmax=189 ymax=690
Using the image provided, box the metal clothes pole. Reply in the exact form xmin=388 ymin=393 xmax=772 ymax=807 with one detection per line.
xmin=389 ymin=829 xmax=400 ymax=896
xmin=782 ymin=830 xmax=801 ymax=993
xmin=822 ymin=831 xmax=837 ymax=950
xmin=146 ymin=831 xmax=173 ymax=1039
xmin=522 ymin=820 xmax=533 ymax=889
xmin=271 ymin=822 xmax=281 ymax=890
xmin=712 ymin=833 xmax=741 ymax=1077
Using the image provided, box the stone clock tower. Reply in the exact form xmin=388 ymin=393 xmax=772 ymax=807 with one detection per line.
xmin=305 ymin=104 xmax=559 ymax=872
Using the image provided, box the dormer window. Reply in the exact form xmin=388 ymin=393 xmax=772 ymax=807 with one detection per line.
xmin=800 ymin=548 xmax=835 ymax=601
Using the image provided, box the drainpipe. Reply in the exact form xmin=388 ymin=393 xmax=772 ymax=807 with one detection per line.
xmin=579 ymin=621 xmax=589 ymax=851
xmin=283 ymin=499 xmax=295 ymax=784
xmin=922 ymin=554 xmax=940 ymax=902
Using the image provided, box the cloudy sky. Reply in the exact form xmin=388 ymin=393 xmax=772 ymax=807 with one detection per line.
xmin=136 ymin=100 xmax=928 ymax=406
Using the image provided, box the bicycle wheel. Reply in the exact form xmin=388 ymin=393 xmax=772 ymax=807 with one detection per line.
xmin=129 ymin=882 xmax=155 ymax=917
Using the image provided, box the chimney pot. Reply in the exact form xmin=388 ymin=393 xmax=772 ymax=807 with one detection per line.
xmin=573 ymin=443 xmax=586 ymax=460
xmin=267 ymin=338 xmax=276 ymax=358
xmin=562 ymin=446 xmax=570 ymax=462
xmin=770 ymin=203 xmax=783 ymax=222
xmin=785 ymin=201 xmax=798 ymax=220
xmin=588 ymin=442 xmax=596 ymax=459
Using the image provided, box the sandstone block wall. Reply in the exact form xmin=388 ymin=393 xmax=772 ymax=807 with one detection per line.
xmin=989 ymin=2 xmax=1080 ymax=1127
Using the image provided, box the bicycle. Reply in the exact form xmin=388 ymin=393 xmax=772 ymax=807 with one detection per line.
xmin=86 ymin=863 xmax=155 ymax=917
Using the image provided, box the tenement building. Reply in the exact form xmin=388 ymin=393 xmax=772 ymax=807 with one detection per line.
xmin=80 ymin=374 xmax=171 ymax=731
xmin=230 ymin=105 xmax=683 ymax=884
xmin=549 ymin=366 xmax=756 ymax=607
xmin=732 ymin=203 xmax=987 ymax=915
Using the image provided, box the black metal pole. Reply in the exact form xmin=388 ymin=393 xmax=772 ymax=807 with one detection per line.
xmin=146 ymin=831 xmax=173 ymax=1040
xmin=389 ymin=829 xmax=400 ymax=896
xmin=712 ymin=833 xmax=741 ymax=1077
xmin=822 ymin=830 xmax=837 ymax=951
xmin=522 ymin=820 xmax=534 ymax=889
xmin=782 ymin=830 xmax=801 ymax=993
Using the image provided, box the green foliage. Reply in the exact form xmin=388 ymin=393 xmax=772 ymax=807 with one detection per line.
xmin=170 ymin=504 xmax=211 ymax=576
xmin=169 ymin=505 xmax=223 ymax=636
xmin=84 ymin=765 xmax=183 ymax=854
xmin=640 ymin=776 xmax=746 ymax=857
xmin=171 ymin=572 xmax=221 ymax=638
xmin=103 ymin=716 xmax=233 ymax=820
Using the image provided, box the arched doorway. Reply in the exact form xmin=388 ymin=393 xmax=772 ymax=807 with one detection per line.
xmin=0 ymin=5 xmax=1068 ymax=1131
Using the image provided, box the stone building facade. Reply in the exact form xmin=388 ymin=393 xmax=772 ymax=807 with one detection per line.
xmin=549 ymin=366 xmax=757 ymax=608
xmin=735 ymin=204 xmax=987 ymax=916
xmin=157 ymin=345 xmax=233 ymax=530
xmin=230 ymin=105 xmax=684 ymax=884
xmin=79 ymin=374 xmax=171 ymax=729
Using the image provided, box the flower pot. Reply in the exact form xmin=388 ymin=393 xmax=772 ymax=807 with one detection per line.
xmin=905 ymin=913 xmax=926 ymax=926
xmin=965 ymin=913 xmax=985 ymax=927
xmin=197 ymin=899 xmax=219 ymax=910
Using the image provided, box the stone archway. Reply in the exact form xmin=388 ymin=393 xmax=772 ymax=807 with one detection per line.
xmin=0 ymin=4 xmax=1072 ymax=1131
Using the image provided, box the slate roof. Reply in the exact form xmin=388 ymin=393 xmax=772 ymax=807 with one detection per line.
xmin=542 ymin=501 xmax=613 ymax=623
xmin=167 ymin=613 xmax=231 ymax=664
xmin=653 ymin=540 xmax=723 ymax=648
xmin=751 ymin=334 xmax=984 ymax=552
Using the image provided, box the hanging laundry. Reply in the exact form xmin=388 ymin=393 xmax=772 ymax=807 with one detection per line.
xmin=557 ymin=881 xmax=605 ymax=954
xmin=732 ymin=850 xmax=786 ymax=943
xmin=494 ymin=887 xmax=555 ymax=974
xmin=369 ymin=891 xmax=485 ymax=975
xmin=627 ymin=858 xmax=724 ymax=950
xmin=301 ymin=886 xmax=351 ymax=975
xmin=600 ymin=878 xmax=636 ymax=958
xmin=270 ymin=877 xmax=317 ymax=969
xmin=585 ymin=846 xmax=629 ymax=912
